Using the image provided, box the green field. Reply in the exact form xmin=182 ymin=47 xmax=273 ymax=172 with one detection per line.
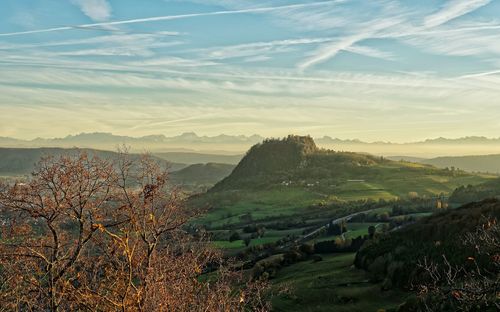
xmin=212 ymin=237 xmax=279 ymax=250
xmin=194 ymin=188 xmax=321 ymax=227
xmin=195 ymin=173 xmax=493 ymax=229
xmin=271 ymin=253 xmax=409 ymax=312
xmin=212 ymin=228 xmax=306 ymax=251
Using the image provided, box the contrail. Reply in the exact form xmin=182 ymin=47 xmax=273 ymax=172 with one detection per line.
xmin=0 ymin=1 xmax=339 ymax=37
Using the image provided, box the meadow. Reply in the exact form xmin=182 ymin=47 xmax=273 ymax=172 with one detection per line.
xmin=271 ymin=253 xmax=409 ymax=312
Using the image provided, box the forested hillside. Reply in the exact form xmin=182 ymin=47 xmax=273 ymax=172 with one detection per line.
xmin=170 ymin=163 xmax=235 ymax=191
xmin=450 ymin=178 xmax=500 ymax=203
xmin=0 ymin=147 xmax=186 ymax=176
xmin=355 ymin=199 xmax=500 ymax=310
xmin=211 ymin=135 xmax=487 ymax=194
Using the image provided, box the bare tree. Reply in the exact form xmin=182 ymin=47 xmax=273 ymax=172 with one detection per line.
xmin=0 ymin=153 xmax=116 ymax=311
xmin=416 ymin=217 xmax=500 ymax=312
xmin=0 ymin=152 xmax=270 ymax=311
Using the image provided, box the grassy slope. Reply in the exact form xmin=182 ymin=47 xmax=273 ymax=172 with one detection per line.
xmin=196 ymin=188 xmax=320 ymax=227
xmin=195 ymin=165 xmax=491 ymax=227
xmin=191 ymin=138 xmax=492 ymax=229
xmin=272 ymin=253 xmax=408 ymax=312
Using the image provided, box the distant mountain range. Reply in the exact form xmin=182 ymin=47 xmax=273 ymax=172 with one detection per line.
xmin=316 ymin=136 xmax=500 ymax=157
xmin=317 ymin=135 xmax=500 ymax=145
xmin=0 ymin=132 xmax=263 ymax=154
xmin=0 ymin=132 xmax=265 ymax=145
xmin=3 ymin=133 xmax=500 ymax=157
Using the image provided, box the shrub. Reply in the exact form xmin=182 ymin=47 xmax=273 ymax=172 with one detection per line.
xmin=229 ymin=231 xmax=241 ymax=242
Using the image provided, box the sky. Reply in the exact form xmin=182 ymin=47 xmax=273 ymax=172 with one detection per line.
xmin=1 ymin=0 xmax=500 ymax=142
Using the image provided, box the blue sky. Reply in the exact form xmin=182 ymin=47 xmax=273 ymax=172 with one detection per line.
xmin=1 ymin=0 xmax=500 ymax=142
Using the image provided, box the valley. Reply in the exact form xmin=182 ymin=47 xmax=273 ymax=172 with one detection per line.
xmin=191 ymin=136 xmax=492 ymax=234
xmin=1 ymin=136 xmax=499 ymax=311
xmin=3 ymin=1 xmax=500 ymax=310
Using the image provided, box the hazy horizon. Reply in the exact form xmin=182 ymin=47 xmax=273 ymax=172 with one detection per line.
xmin=5 ymin=131 xmax=500 ymax=144
xmin=5 ymin=131 xmax=500 ymax=158
xmin=2 ymin=0 xmax=500 ymax=141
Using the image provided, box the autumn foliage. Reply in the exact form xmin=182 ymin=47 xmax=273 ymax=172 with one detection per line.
xmin=0 ymin=152 xmax=269 ymax=311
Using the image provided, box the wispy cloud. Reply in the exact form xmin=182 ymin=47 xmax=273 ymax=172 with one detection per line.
xmin=299 ymin=15 xmax=404 ymax=70
xmin=458 ymin=70 xmax=500 ymax=79
xmin=0 ymin=31 xmax=182 ymax=60
xmin=54 ymin=47 xmax=154 ymax=57
xmin=298 ymin=35 xmax=366 ymax=71
xmin=0 ymin=1 xmax=337 ymax=37
xmin=73 ymin=0 xmax=112 ymax=22
xmin=199 ymin=37 xmax=336 ymax=61
xmin=404 ymin=26 xmax=500 ymax=57
xmin=424 ymin=0 xmax=492 ymax=28
xmin=0 ymin=32 xmax=180 ymax=51
xmin=2 ymin=0 xmax=500 ymax=141
xmin=128 ymin=57 xmax=218 ymax=67
xmin=345 ymin=45 xmax=396 ymax=60
xmin=296 ymin=0 xmax=493 ymax=70
xmin=0 ymin=66 xmax=496 ymax=141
